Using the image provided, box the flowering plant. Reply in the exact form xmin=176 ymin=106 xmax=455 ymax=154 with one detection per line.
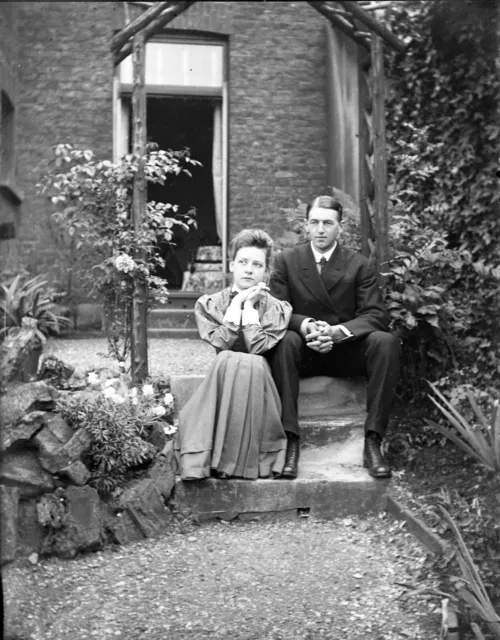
xmin=85 ymin=371 xmax=176 ymax=437
xmin=57 ymin=372 xmax=177 ymax=494
xmin=39 ymin=144 xmax=199 ymax=365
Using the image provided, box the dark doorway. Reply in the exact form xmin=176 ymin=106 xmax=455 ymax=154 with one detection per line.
xmin=135 ymin=96 xmax=220 ymax=289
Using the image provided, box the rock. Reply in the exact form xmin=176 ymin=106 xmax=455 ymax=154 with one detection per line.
xmin=17 ymin=499 xmax=43 ymax=557
xmin=146 ymin=452 xmax=176 ymax=500
xmin=147 ymin=423 xmax=168 ymax=452
xmin=0 ymin=317 xmax=42 ymax=385
xmin=64 ymin=485 xmax=102 ymax=551
xmin=0 ymin=411 xmax=47 ymax=453
xmin=0 ymin=381 xmax=61 ymax=427
xmin=37 ymin=490 xmax=66 ymax=529
xmin=0 ymin=448 xmax=55 ymax=498
xmin=38 ymin=355 xmax=75 ymax=388
xmin=63 ymin=427 xmax=92 ymax=460
xmin=59 ymin=460 xmax=90 ymax=486
xmin=65 ymin=372 xmax=87 ymax=391
xmin=33 ymin=426 xmax=67 ymax=473
xmin=104 ymin=506 xmax=144 ymax=546
xmin=45 ymin=414 xmax=74 ymax=443
xmin=28 ymin=553 xmax=39 ymax=565
xmin=41 ymin=486 xmax=103 ymax=558
xmin=34 ymin=427 xmax=91 ymax=474
xmin=0 ymin=485 xmax=19 ymax=564
xmin=58 ymin=388 xmax=101 ymax=403
xmin=118 ymin=478 xmax=172 ymax=538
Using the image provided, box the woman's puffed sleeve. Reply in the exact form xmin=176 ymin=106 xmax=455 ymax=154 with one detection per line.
xmin=242 ymin=296 xmax=292 ymax=355
xmin=195 ymin=294 xmax=239 ymax=350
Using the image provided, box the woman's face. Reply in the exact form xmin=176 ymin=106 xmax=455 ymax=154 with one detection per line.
xmin=230 ymin=246 xmax=267 ymax=290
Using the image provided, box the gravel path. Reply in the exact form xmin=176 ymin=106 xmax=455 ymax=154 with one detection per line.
xmin=45 ymin=337 xmax=216 ymax=377
xmin=3 ymin=516 xmax=440 ymax=640
xmin=4 ymin=338 xmax=442 ymax=639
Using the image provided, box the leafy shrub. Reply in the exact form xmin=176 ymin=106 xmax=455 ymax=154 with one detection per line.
xmin=427 ymin=381 xmax=500 ymax=472
xmin=440 ymin=507 xmax=500 ymax=639
xmin=39 ymin=144 xmax=199 ymax=364
xmin=385 ymin=0 xmax=500 ymax=397
xmin=57 ymin=373 xmax=176 ymax=495
xmin=0 ymin=273 xmax=72 ymax=343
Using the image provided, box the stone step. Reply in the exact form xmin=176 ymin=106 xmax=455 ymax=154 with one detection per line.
xmin=170 ymin=374 xmax=367 ymax=421
xmin=148 ymin=328 xmax=201 ymax=340
xmin=170 ymin=374 xmax=383 ymax=521
xmin=158 ymin=291 xmax=202 ymax=310
xmin=173 ymin=433 xmax=389 ymax=521
xmin=149 ymin=308 xmax=197 ymax=329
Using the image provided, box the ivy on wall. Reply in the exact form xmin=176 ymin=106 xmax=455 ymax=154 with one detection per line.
xmin=384 ymin=0 xmax=500 ymax=397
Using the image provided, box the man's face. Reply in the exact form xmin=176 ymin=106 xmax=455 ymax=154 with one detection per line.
xmin=305 ymin=207 xmax=342 ymax=253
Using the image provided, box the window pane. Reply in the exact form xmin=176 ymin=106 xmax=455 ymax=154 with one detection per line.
xmin=119 ymin=42 xmax=224 ymax=88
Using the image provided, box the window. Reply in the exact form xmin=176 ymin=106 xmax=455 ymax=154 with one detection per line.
xmin=113 ymin=37 xmax=228 ymax=290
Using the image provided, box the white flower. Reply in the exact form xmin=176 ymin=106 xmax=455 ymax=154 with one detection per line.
xmin=163 ymin=424 xmax=177 ymax=436
xmin=104 ymin=378 xmax=118 ymax=388
xmin=111 ymin=394 xmax=126 ymax=405
xmin=115 ymin=253 xmax=136 ymax=273
xmin=129 ymin=387 xmax=138 ymax=399
xmin=163 ymin=393 xmax=174 ymax=406
xmin=87 ymin=372 xmax=99 ymax=386
xmin=152 ymin=405 xmax=167 ymax=417
xmin=142 ymin=383 xmax=155 ymax=398
xmin=117 ymin=361 xmax=126 ymax=370
xmin=103 ymin=387 xmax=116 ymax=399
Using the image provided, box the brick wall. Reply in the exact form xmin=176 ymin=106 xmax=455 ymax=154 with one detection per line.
xmin=166 ymin=1 xmax=329 ymax=239
xmin=15 ymin=1 xmax=114 ymax=282
xmin=0 ymin=2 xmax=20 ymax=270
xmin=14 ymin=1 xmax=329 ymax=285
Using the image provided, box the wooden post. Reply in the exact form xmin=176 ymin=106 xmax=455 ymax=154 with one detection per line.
xmin=130 ymin=30 xmax=149 ymax=384
xmin=371 ymin=33 xmax=388 ymax=280
xmin=357 ymin=46 xmax=373 ymax=259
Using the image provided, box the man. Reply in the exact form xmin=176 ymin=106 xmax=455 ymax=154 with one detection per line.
xmin=268 ymin=195 xmax=400 ymax=479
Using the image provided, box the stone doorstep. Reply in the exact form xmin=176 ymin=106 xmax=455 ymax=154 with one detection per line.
xmin=148 ymin=308 xmax=197 ymax=330
xmin=148 ymin=328 xmax=201 ymax=340
xmin=170 ymin=374 xmax=367 ymax=420
xmin=174 ymin=433 xmax=389 ymax=522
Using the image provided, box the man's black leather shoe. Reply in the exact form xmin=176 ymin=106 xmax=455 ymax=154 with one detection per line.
xmin=282 ymin=436 xmax=300 ymax=479
xmin=363 ymin=434 xmax=391 ymax=478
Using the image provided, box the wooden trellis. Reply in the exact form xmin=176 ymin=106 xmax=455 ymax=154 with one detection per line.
xmin=111 ymin=0 xmax=405 ymax=381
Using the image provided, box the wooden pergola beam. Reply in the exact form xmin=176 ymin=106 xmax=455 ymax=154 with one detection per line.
xmin=359 ymin=1 xmax=393 ymax=11
xmin=113 ymin=1 xmax=195 ymax=66
xmin=337 ymin=0 xmax=406 ymax=53
xmin=111 ymin=0 xmax=171 ymax=55
xmin=308 ymin=1 xmax=371 ymax=51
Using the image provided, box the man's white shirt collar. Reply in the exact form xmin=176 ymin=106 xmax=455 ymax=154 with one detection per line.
xmin=310 ymin=242 xmax=337 ymax=265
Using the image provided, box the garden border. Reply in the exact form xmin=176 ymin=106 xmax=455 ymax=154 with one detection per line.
xmin=385 ymin=493 xmax=460 ymax=640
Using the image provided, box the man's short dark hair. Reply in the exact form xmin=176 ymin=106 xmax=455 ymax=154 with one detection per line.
xmin=306 ymin=196 xmax=343 ymax=223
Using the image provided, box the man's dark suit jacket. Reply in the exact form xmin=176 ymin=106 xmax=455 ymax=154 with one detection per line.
xmin=270 ymin=242 xmax=390 ymax=340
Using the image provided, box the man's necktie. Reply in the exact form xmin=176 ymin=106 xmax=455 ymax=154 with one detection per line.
xmin=318 ymin=256 xmax=327 ymax=274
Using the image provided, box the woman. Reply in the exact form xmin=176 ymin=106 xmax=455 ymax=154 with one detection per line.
xmin=174 ymin=229 xmax=292 ymax=481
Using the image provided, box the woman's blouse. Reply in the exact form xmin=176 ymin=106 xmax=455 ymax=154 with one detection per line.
xmin=195 ymin=287 xmax=292 ymax=355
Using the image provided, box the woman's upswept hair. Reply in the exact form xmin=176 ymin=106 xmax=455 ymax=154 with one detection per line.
xmin=229 ymin=228 xmax=274 ymax=268
xmin=306 ymin=195 xmax=343 ymax=222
